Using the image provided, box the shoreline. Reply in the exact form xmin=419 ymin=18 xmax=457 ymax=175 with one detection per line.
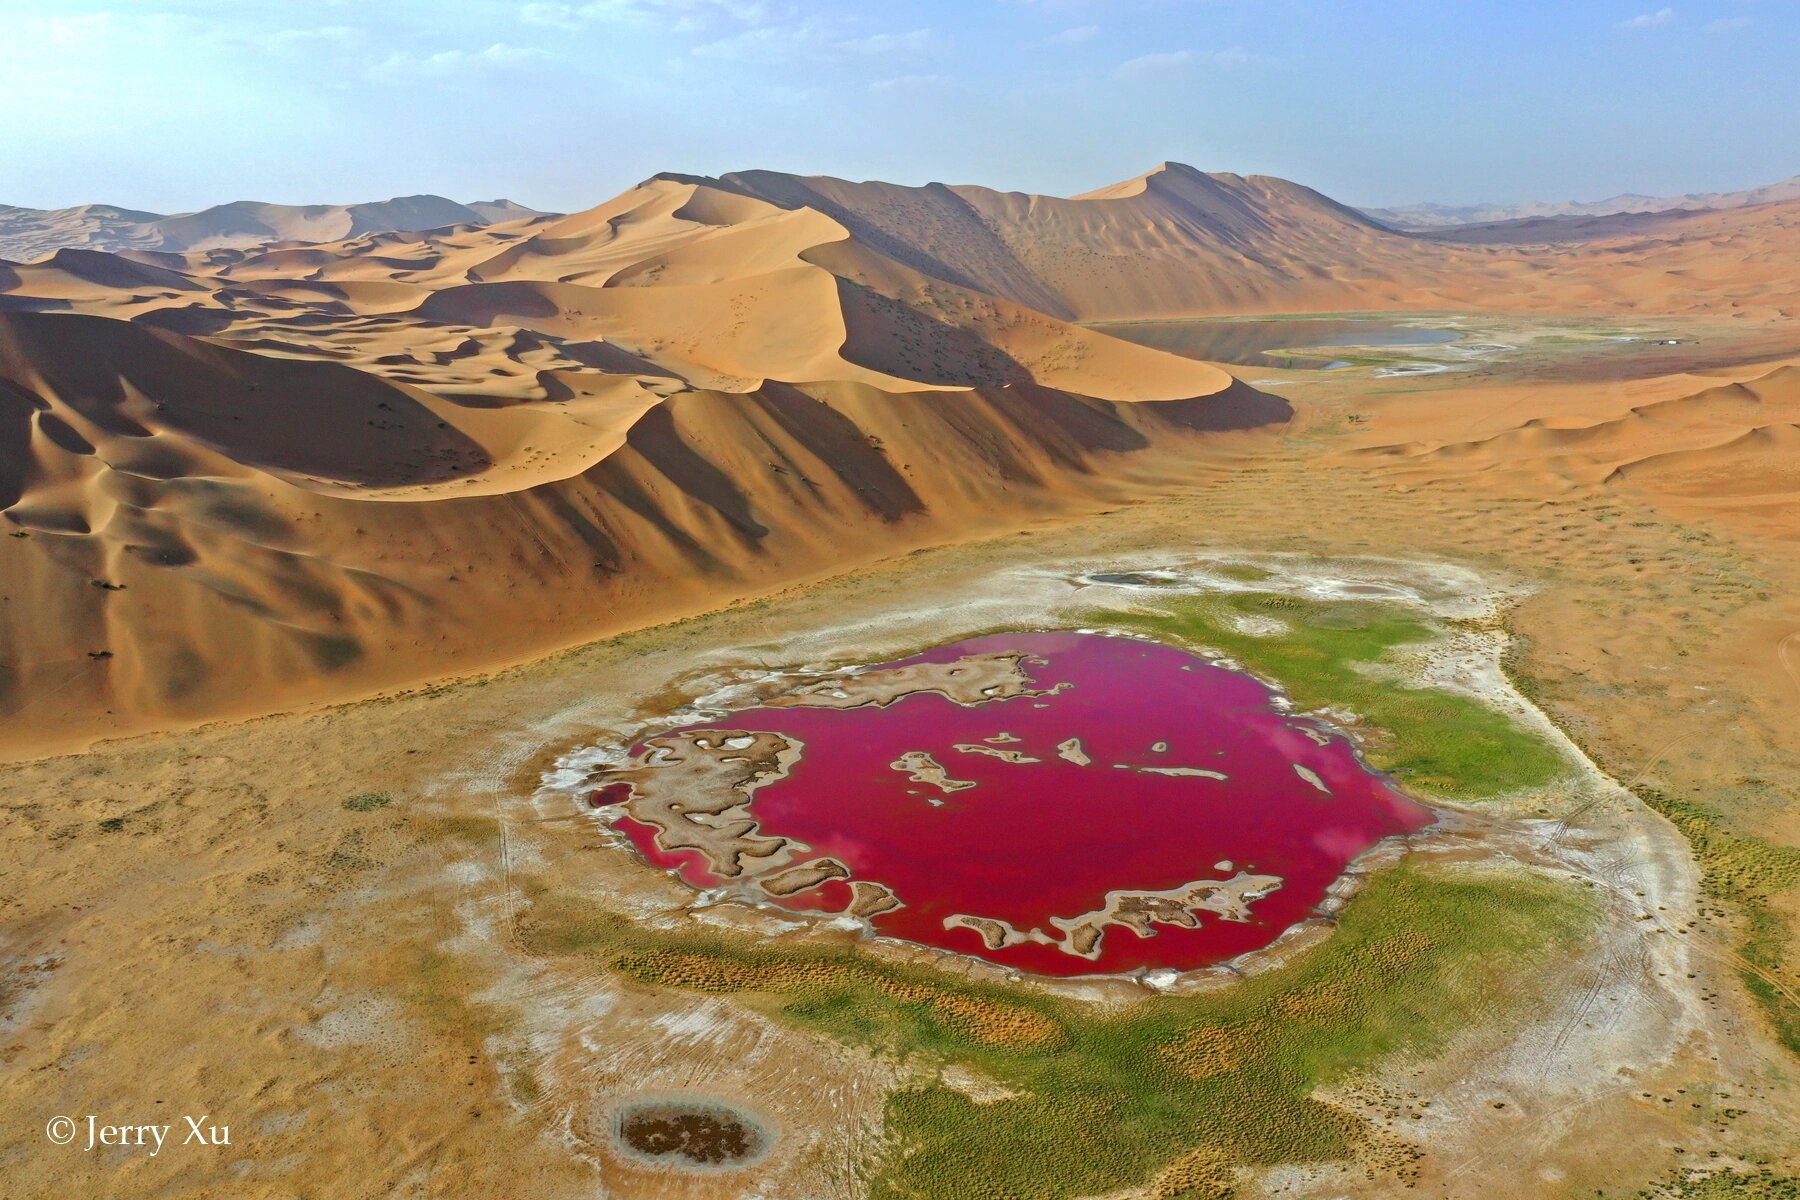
xmin=524 ymin=549 xmax=1636 ymax=1003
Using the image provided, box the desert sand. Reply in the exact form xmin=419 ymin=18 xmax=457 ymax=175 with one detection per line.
xmin=0 ymin=194 xmax=544 ymax=261
xmin=3 ymin=164 xmax=1799 ymax=1199
xmin=6 ymin=164 xmax=1799 ymax=756
xmin=0 ymin=168 xmax=1299 ymax=755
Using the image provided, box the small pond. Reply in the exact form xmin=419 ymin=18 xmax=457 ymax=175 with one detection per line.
xmin=613 ymin=1099 xmax=770 ymax=1169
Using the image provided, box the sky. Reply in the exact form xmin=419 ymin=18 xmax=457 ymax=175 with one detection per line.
xmin=3 ymin=0 xmax=1796 ymax=214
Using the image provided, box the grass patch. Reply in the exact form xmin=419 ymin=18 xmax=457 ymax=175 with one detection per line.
xmin=1638 ymin=1167 xmax=1800 ymax=1199
xmin=344 ymin=791 xmax=393 ymax=812
xmin=1085 ymin=592 xmax=1567 ymax=799
xmin=404 ymin=945 xmax=513 ymax=1050
xmin=509 ymin=1068 xmax=542 ymax=1105
xmin=418 ymin=814 xmax=500 ymax=845
xmin=1640 ymin=787 xmax=1800 ymax=1055
xmin=519 ymin=860 xmax=1594 ymax=1199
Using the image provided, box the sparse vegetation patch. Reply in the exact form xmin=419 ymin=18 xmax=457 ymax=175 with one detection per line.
xmin=1085 ymin=592 xmax=1569 ymax=799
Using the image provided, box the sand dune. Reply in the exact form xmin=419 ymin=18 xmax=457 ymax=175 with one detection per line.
xmin=0 ymin=168 xmax=1287 ymax=752
xmin=8 ymin=161 xmax=1800 ymax=748
xmin=701 ymin=163 xmax=1416 ymax=320
xmin=636 ymin=163 xmax=1800 ymax=319
xmin=0 ymin=194 xmax=550 ymax=262
xmin=1348 ymin=363 xmax=1800 ymax=537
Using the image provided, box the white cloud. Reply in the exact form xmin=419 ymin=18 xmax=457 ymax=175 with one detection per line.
xmin=520 ymin=0 xmax=788 ymax=34
xmin=366 ymin=42 xmax=549 ymax=85
xmin=1114 ymin=46 xmax=1262 ymax=80
xmin=1047 ymin=25 xmax=1100 ymax=45
xmin=44 ymin=11 xmax=118 ymax=44
xmin=1618 ymin=7 xmax=1676 ymax=29
xmin=837 ymin=28 xmax=936 ymax=56
xmin=695 ymin=20 xmax=936 ymax=62
xmin=526 ymin=0 xmax=924 ymax=65
xmin=258 ymin=26 xmax=362 ymax=51
xmin=38 ymin=9 xmax=200 ymax=48
xmin=1115 ymin=49 xmax=1192 ymax=80
xmin=520 ymin=2 xmax=587 ymax=28
xmin=691 ymin=17 xmax=825 ymax=59
xmin=870 ymin=73 xmax=948 ymax=95
xmin=1202 ymin=46 xmax=1264 ymax=69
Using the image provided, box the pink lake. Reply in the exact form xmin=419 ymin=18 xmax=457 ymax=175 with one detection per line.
xmin=608 ymin=631 xmax=1434 ymax=977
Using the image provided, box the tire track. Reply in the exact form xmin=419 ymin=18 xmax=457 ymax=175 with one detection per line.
xmin=1547 ymin=730 xmax=1695 ymax=846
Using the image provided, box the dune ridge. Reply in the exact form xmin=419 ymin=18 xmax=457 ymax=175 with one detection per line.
xmin=1349 ymin=363 xmax=1800 ymax=538
xmin=0 ymin=194 xmax=550 ymax=262
xmin=0 ymin=169 xmax=1291 ymax=753
xmin=628 ymin=163 xmax=1800 ymax=319
xmin=8 ymin=161 xmax=1800 ymax=750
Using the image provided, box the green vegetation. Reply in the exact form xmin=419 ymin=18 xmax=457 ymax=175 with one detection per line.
xmin=344 ymin=790 xmax=393 ymax=812
xmin=1212 ymin=563 xmax=1274 ymax=583
xmin=1639 ymin=787 xmax=1800 ymax=1055
xmin=404 ymin=945 xmax=514 ymax=1060
xmin=508 ymin=1068 xmax=543 ymax=1105
xmin=420 ymin=813 xmax=500 ymax=844
xmin=520 ymin=860 xmax=1595 ymax=1199
xmin=1742 ymin=906 xmax=1800 ymax=1055
xmin=1085 ymin=592 xmax=1568 ymax=799
xmin=1636 ymin=1167 xmax=1800 ymax=1199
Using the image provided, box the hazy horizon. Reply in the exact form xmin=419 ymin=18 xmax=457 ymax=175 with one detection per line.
xmin=7 ymin=158 xmax=1800 ymax=220
xmin=6 ymin=0 xmax=1797 ymax=214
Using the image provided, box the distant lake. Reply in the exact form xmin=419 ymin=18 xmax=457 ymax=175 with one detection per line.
xmin=1094 ymin=316 xmax=1464 ymax=368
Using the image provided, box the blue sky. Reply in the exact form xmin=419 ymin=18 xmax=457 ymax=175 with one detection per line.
xmin=4 ymin=0 xmax=1795 ymax=213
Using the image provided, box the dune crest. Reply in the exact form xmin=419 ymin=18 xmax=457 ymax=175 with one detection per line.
xmin=1349 ymin=364 xmax=1800 ymax=538
xmin=0 ymin=169 xmax=1285 ymax=753
xmin=0 ymin=194 xmax=550 ymax=261
xmin=11 ymin=160 xmax=1800 ymax=750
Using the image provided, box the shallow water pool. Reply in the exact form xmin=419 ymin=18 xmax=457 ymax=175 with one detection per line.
xmin=599 ymin=631 xmax=1434 ymax=977
xmin=1095 ymin=316 xmax=1462 ymax=368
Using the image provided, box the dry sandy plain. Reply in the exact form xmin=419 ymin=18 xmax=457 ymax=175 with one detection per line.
xmin=2 ymin=164 xmax=1798 ymax=1199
